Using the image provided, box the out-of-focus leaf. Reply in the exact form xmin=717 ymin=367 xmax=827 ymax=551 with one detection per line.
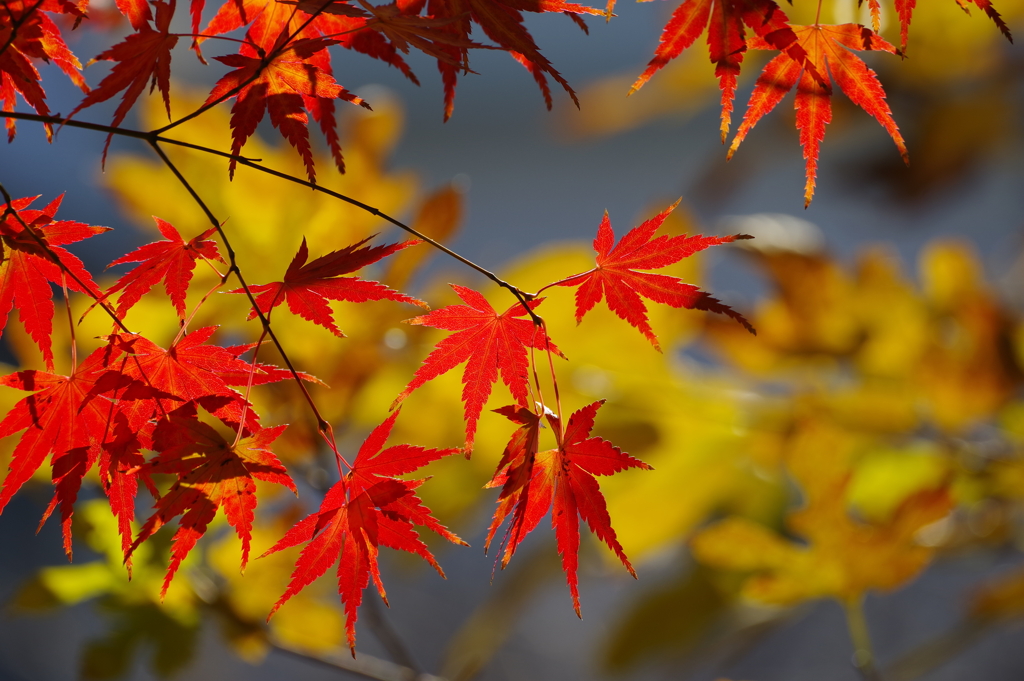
xmin=694 ymin=420 xmax=953 ymax=605
xmin=846 ymin=443 xmax=948 ymax=522
xmin=562 ymin=49 xmax=720 ymax=139
xmin=971 ymin=566 xmax=1024 ymax=621
xmin=707 ymin=239 xmax=1021 ymax=434
xmin=385 ymin=184 xmax=464 ymax=290
xmin=12 ymin=500 xmax=203 ymax=677
xmin=602 ymin=564 xmax=732 ymax=672
xmin=853 ymin=84 xmax=1016 ymax=201
xmin=81 ymin=600 xmax=199 ymax=680
xmin=885 ymin=1 xmax=1023 ymax=84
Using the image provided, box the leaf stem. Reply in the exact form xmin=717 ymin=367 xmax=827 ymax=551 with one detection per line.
xmin=527 ymin=342 xmax=546 ymax=419
xmin=233 ymin=325 xmax=267 ymax=447
xmin=844 ymin=596 xmax=883 ymax=681
xmin=172 ymin=276 xmax=226 ymax=345
xmin=543 ymin=326 xmax=563 ymax=429
xmin=534 ymin=269 xmax=593 ymax=297
xmin=60 ymin=273 xmax=77 ymax=374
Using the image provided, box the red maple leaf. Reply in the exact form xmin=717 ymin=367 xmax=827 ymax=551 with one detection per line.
xmin=953 ymin=0 xmax=1012 ymax=39
xmin=0 ymin=0 xmax=87 ymax=140
xmin=553 ymin=201 xmax=753 ymax=350
xmin=66 ymin=0 xmax=178 ymax=160
xmin=97 ymin=409 xmax=146 ymax=563
xmin=485 ymin=400 xmax=650 ymax=614
xmin=487 ymin=404 xmax=542 ymax=502
xmin=201 ymin=0 xmax=384 ymax=174
xmin=0 ymin=342 xmax=131 ymax=558
xmin=113 ymin=0 xmax=152 ymax=29
xmin=356 ymin=1 xmax=484 ymax=70
xmin=0 ymin=194 xmax=109 ymax=370
xmin=104 ymin=217 xmax=222 ymax=319
xmin=286 ymin=0 xmax=482 ymax=82
xmin=392 ymin=284 xmax=562 ymax=454
xmin=111 ymin=327 xmax=313 ymax=433
xmin=425 ymin=0 xmax=603 ymax=120
xmin=206 ymin=35 xmax=368 ymax=182
xmin=263 ymin=409 xmax=463 ymax=651
xmin=115 ymin=327 xmax=256 ymax=405
xmin=237 ymin=236 xmax=426 ymax=336
xmin=129 ymin=405 xmax=295 ymax=596
xmin=728 ymin=24 xmax=908 ymax=206
xmin=200 ymin=0 xmax=323 ymax=53
xmin=629 ymin=0 xmax=813 ymax=140
xmin=322 ymin=8 xmax=421 ymax=84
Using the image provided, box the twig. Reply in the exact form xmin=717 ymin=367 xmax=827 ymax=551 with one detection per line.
xmin=220 ymin=153 xmax=543 ymax=324
xmin=146 ymin=140 xmax=341 ymax=456
xmin=884 ymin=619 xmax=992 ymax=681
xmin=363 ymin=593 xmax=422 ymax=675
xmin=844 ymin=597 xmax=883 ymax=681
xmin=0 ymin=111 xmax=540 ymax=321
xmin=271 ymin=641 xmax=447 ymax=681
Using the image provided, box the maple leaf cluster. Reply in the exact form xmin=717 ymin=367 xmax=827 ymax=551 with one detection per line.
xmin=0 ymin=188 xmax=747 ymax=649
xmin=1 ymin=0 xmax=1013 ymax=207
xmin=2 ymin=0 xmax=605 ymax=182
xmin=0 ymin=195 xmax=457 ymax=645
xmin=630 ymin=0 xmax=1013 ymax=205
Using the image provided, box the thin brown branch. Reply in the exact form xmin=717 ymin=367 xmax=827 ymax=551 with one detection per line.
xmin=0 ymin=111 xmax=541 ymax=322
xmin=146 ymin=140 xmax=340 ymax=455
xmin=363 ymin=593 xmax=422 ymax=675
xmin=223 ymin=153 xmax=543 ymax=323
xmin=271 ymin=640 xmax=447 ymax=681
xmin=884 ymin=619 xmax=993 ymax=681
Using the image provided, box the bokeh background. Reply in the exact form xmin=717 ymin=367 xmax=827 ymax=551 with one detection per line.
xmin=2 ymin=1 xmax=1024 ymax=680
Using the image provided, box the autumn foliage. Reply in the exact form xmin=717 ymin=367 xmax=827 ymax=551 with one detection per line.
xmin=0 ymin=0 xmax=1021 ymax=677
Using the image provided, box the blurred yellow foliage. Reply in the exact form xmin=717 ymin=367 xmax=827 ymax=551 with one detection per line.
xmin=693 ymin=419 xmax=952 ymax=605
xmin=707 ymin=241 xmax=1021 ymax=434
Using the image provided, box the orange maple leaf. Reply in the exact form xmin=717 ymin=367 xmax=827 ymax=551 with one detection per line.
xmin=728 ymin=24 xmax=908 ymax=206
xmin=629 ymin=0 xmax=813 ymax=141
xmin=485 ymin=401 xmax=651 ymax=615
xmin=553 ymin=200 xmax=754 ymax=349
xmin=206 ymin=36 xmax=369 ymax=182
